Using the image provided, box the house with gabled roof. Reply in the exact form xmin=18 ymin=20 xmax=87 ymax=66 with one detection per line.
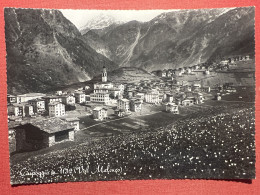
xmin=14 ymin=118 xmax=75 ymax=151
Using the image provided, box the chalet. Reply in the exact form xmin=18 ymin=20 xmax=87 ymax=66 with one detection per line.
xmin=17 ymin=93 xmax=46 ymax=103
xmin=130 ymin=100 xmax=142 ymax=112
xmin=118 ymin=99 xmax=130 ymax=112
xmin=14 ymin=118 xmax=75 ymax=152
xmin=61 ymin=117 xmax=80 ymax=131
xmin=28 ymin=98 xmax=45 ymax=114
xmin=48 ymin=102 xmax=65 ymax=117
xmin=165 ymin=103 xmax=179 ymax=114
xmin=75 ymin=92 xmax=86 ymax=104
xmin=93 ymin=107 xmax=108 ymax=121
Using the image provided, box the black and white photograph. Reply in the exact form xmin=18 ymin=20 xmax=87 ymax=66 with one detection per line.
xmin=5 ymin=7 xmax=255 ymax=185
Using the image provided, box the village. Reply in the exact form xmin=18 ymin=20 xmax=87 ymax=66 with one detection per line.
xmin=7 ymin=55 xmax=254 ymax=154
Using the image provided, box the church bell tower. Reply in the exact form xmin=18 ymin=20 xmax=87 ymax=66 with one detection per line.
xmin=102 ymin=66 xmax=107 ymax=82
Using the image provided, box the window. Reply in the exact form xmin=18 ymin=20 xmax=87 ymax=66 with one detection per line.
xmin=55 ymin=130 xmax=69 ymax=142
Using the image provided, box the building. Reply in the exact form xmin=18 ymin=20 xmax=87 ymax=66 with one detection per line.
xmin=75 ymin=92 xmax=86 ymax=104
xmin=216 ymin=93 xmax=222 ymax=101
xmin=130 ymin=100 xmax=142 ymax=112
xmin=166 ymin=94 xmax=174 ymax=103
xmin=118 ymin=99 xmax=130 ymax=112
xmin=42 ymin=96 xmax=63 ymax=110
xmin=8 ymin=104 xmax=25 ymax=117
xmin=193 ymin=93 xmax=204 ymax=104
xmin=61 ymin=117 xmax=80 ymax=131
xmin=24 ymin=105 xmax=34 ymax=117
xmin=60 ymin=95 xmax=76 ymax=105
xmin=205 ymin=70 xmax=210 ymax=75
xmin=102 ymin=66 xmax=107 ymax=82
xmin=16 ymin=93 xmax=46 ymax=103
xmin=165 ymin=103 xmax=179 ymax=114
xmin=93 ymin=107 xmax=108 ymax=120
xmin=56 ymin=91 xmax=63 ymax=96
xmin=14 ymin=118 xmax=75 ymax=151
xmin=90 ymin=92 xmax=110 ymax=104
xmin=28 ymin=98 xmax=45 ymax=114
xmin=48 ymin=102 xmax=65 ymax=117
xmin=7 ymin=94 xmax=17 ymax=104
xmin=135 ymin=92 xmax=145 ymax=100
xmin=144 ymin=90 xmax=160 ymax=104
xmin=182 ymin=98 xmax=195 ymax=106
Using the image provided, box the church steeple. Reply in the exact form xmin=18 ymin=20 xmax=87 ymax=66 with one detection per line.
xmin=102 ymin=66 xmax=107 ymax=82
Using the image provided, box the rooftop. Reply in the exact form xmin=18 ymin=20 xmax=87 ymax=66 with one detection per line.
xmin=61 ymin=117 xmax=80 ymax=122
xmin=17 ymin=93 xmax=46 ymax=97
xmin=119 ymin=98 xmax=130 ymax=102
xmin=93 ymin=107 xmax=107 ymax=111
xmin=17 ymin=118 xmax=74 ymax=134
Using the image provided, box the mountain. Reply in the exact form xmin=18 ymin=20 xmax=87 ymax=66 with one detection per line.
xmin=5 ymin=8 xmax=118 ymax=94
xmin=91 ymin=7 xmax=255 ymax=71
xmin=79 ymin=13 xmax=122 ymax=35
xmin=83 ymin=30 xmax=112 ymax=60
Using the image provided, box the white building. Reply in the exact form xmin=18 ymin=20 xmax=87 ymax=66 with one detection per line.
xmin=28 ymin=98 xmax=45 ymax=113
xmin=118 ymin=99 xmax=130 ymax=112
xmin=130 ymin=100 xmax=142 ymax=112
xmin=75 ymin=92 xmax=85 ymax=104
xmin=90 ymin=92 xmax=110 ymax=104
xmin=144 ymin=89 xmax=160 ymax=104
xmin=165 ymin=103 xmax=179 ymax=114
xmin=61 ymin=95 xmax=76 ymax=105
xmin=16 ymin=93 xmax=46 ymax=103
xmin=62 ymin=117 xmax=80 ymax=131
xmin=48 ymin=102 xmax=65 ymax=117
xmin=25 ymin=105 xmax=34 ymax=117
xmin=93 ymin=107 xmax=108 ymax=120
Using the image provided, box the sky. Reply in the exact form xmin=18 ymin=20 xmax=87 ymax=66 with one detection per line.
xmin=60 ymin=9 xmax=175 ymax=29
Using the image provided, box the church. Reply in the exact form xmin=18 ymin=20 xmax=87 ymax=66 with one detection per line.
xmin=90 ymin=66 xmax=124 ymax=104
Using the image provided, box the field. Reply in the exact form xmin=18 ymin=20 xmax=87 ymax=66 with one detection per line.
xmin=10 ymin=101 xmax=255 ymax=184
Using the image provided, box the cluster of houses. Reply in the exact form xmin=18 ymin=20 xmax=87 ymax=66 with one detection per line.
xmin=8 ymin=65 xmax=213 ymax=153
xmin=152 ymin=64 xmax=210 ymax=79
xmin=152 ymin=55 xmax=252 ymax=79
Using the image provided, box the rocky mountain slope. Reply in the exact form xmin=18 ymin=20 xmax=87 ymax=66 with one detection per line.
xmin=85 ymin=7 xmax=255 ymax=71
xmin=5 ymin=8 xmax=118 ymax=94
xmin=79 ymin=13 xmax=122 ymax=35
